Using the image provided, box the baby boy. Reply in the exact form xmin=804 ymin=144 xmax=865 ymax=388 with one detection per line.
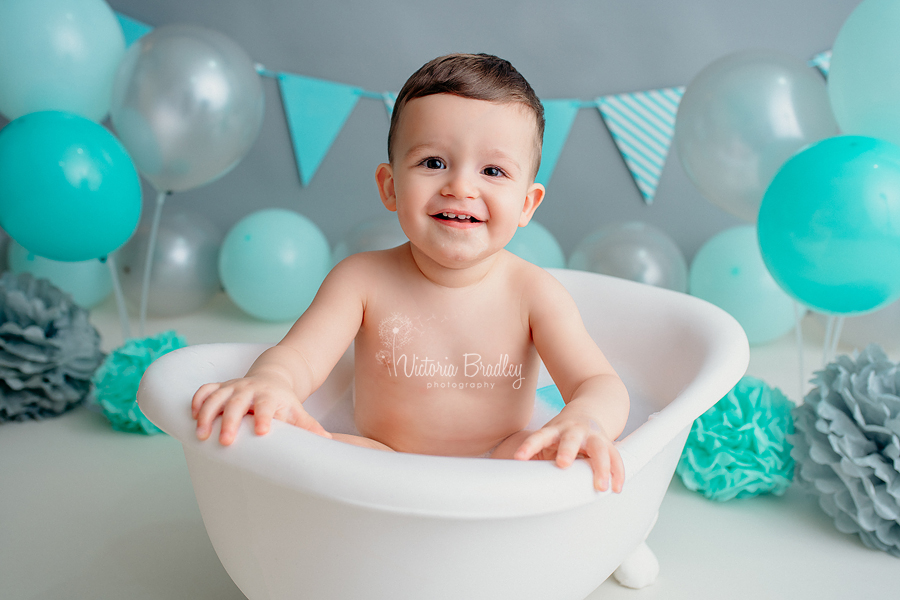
xmin=192 ymin=53 xmax=630 ymax=492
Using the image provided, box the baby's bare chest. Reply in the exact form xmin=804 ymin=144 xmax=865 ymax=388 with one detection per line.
xmin=357 ymin=289 xmax=536 ymax=392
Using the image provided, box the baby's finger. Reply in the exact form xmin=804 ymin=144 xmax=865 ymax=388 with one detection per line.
xmin=585 ymin=437 xmax=611 ymax=492
xmin=192 ymin=382 xmax=221 ymax=418
xmin=287 ymin=404 xmax=332 ymax=439
xmin=555 ymin=429 xmax=585 ymax=469
xmin=219 ymin=392 xmax=254 ymax=446
xmin=195 ymin=386 xmax=234 ymax=440
xmin=513 ymin=427 xmax=559 ymax=461
xmin=609 ymin=445 xmax=626 ymax=493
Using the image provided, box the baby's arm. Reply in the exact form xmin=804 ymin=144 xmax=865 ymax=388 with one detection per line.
xmin=516 ymin=271 xmax=630 ymax=492
xmin=192 ymin=255 xmax=370 ymax=445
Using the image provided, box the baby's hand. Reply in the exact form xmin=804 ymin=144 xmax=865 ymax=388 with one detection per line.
xmin=513 ymin=415 xmax=624 ymax=493
xmin=192 ymin=375 xmax=332 ymax=446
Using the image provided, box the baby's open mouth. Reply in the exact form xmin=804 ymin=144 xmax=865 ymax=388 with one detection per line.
xmin=433 ymin=211 xmax=482 ymax=223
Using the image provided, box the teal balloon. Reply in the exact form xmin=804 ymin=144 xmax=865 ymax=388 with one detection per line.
xmin=690 ymin=226 xmax=795 ymax=345
xmin=758 ymin=136 xmax=900 ymax=315
xmin=505 ymin=221 xmax=566 ymax=269
xmin=0 ymin=0 xmax=125 ymax=121
xmin=828 ymin=0 xmax=900 ymax=148
xmin=220 ymin=209 xmax=331 ymax=321
xmin=8 ymin=240 xmax=112 ymax=308
xmin=0 ymin=111 xmax=142 ymax=262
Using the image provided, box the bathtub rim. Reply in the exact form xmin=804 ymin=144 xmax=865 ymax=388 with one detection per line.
xmin=137 ymin=269 xmax=749 ymax=520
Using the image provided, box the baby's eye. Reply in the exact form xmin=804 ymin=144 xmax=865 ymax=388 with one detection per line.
xmin=483 ymin=166 xmax=506 ymax=178
xmin=421 ymin=157 xmax=445 ymax=170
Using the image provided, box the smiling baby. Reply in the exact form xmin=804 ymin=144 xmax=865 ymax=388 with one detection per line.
xmin=192 ymin=53 xmax=630 ymax=492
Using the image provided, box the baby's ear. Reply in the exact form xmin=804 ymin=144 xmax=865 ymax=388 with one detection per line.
xmin=376 ymin=163 xmax=397 ymax=211
xmin=518 ymin=182 xmax=545 ymax=227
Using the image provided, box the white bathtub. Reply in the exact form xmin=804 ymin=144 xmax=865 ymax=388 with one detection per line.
xmin=138 ymin=268 xmax=748 ymax=600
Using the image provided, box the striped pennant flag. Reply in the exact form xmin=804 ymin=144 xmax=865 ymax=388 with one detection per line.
xmin=596 ymin=87 xmax=684 ymax=204
xmin=809 ymin=50 xmax=832 ymax=78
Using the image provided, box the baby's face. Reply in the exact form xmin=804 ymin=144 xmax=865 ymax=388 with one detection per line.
xmin=379 ymin=94 xmax=544 ymax=270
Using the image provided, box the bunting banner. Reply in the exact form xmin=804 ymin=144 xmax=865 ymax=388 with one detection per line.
xmin=596 ymin=87 xmax=684 ymax=204
xmin=115 ymin=12 xmax=153 ymax=47
xmin=809 ymin=50 xmax=832 ymax=77
xmin=536 ymin=99 xmax=582 ymax=187
xmin=109 ymin=12 xmax=833 ymax=202
xmin=277 ymin=73 xmax=363 ymax=186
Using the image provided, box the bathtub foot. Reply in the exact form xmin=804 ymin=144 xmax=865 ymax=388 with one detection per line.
xmin=613 ymin=542 xmax=659 ymax=589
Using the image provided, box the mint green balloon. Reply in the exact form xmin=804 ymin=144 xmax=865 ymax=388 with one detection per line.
xmin=758 ymin=136 xmax=900 ymax=315
xmin=0 ymin=0 xmax=125 ymax=121
xmin=220 ymin=209 xmax=331 ymax=321
xmin=829 ymin=0 xmax=900 ymax=148
xmin=8 ymin=240 xmax=112 ymax=308
xmin=505 ymin=221 xmax=566 ymax=269
xmin=690 ymin=226 xmax=794 ymax=345
xmin=0 ymin=111 xmax=142 ymax=262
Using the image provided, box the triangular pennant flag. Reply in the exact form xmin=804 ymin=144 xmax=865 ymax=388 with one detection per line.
xmin=383 ymin=92 xmax=398 ymax=118
xmin=536 ymin=99 xmax=581 ymax=186
xmin=809 ymin=50 xmax=832 ymax=78
xmin=278 ymin=73 xmax=362 ymax=186
xmin=597 ymin=87 xmax=684 ymax=204
xmin=115 ymin=12 xmax=153 ymax=47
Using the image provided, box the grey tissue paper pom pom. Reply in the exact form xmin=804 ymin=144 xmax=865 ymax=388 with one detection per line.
xmin=790 ymin=344 xmax=900 ymax=557
xmin=0 ymin=271 xmax=104 ymax=422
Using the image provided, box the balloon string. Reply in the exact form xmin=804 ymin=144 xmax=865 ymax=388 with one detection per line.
xmin=822 ymin=315 xmax=835 ymax=367
xmin=829 ymin=317 xmax=845 ymax=363
xmin=794 ymin=301 xmax=805 ymax=400
xmin=139 ymin=191 xmax=168 ymax=338
xmin=105 ymin=254 xmax=132 ymax=342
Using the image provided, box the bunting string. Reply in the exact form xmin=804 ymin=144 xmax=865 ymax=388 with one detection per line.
xmin=113 ymin=12 xmax=831 ymax=205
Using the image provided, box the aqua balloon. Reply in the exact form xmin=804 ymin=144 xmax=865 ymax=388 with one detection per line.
xmin=0 ymin=0 xmax=125 ymax=121
xmin=758 ymin=136 xmax=900 ymax=315
xmin=675 ymin=50 xmax=837 ymax=222
xmin=0 ymin=111 xmax=142 ymax=262
xmin=8 ymin=240 xmax=112 ymax=308
xmin=505 ymin=221 xmax=566 ymax=269
xmin=219 ymin=209 xmax=331 ymax=321
xmin=690 ymin=226 xmax=795 ymax=345
xmin=829 ymin=0 xmax=900 ymax=148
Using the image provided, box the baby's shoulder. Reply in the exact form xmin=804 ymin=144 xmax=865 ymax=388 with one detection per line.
xmin=331 ymin=245 xmax=408 ymax=278
xmin=501 ymin=252 xmax=575 ymax=313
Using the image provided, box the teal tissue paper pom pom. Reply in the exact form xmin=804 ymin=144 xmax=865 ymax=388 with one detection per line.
xmin=676 ymin=376 xmax=795 ymax=501
xmin=790 ymin=345 xmax=900 ymax=557
xmin=89 ymin=330 xmax=187 ymax=434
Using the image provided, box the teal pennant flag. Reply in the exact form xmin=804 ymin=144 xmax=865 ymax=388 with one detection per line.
xmin=278 ymin=73 xmax=362 ymax=186
xmin=596 ymin=87 xmax=684 ymax=204
xmin=535 ymin=99 xmax=581 ymax=187
xmin=809 ymin=50 xmax=832 ymax=78
xmin=115 ymin=12 xmax=153 ymax=47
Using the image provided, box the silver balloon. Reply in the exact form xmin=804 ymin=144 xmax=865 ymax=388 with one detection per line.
xmin=568 ymin=222 xmax=688 ymax=292
xmin=332 ymin=214 xmax=408 ymax=265
xmin=675 ymin=50 xmax=838 ymax=223
xmin=116 ymin=211 xmax=222 ymax=317
xmin=110 ymin=24 xmax=265 ymax=192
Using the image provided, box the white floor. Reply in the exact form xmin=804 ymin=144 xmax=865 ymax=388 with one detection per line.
xmin=2 ymin=293 xmax=898 ymax=599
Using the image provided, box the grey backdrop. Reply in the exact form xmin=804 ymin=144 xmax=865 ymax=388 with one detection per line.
xmin=103 ymin=0 xmax=860 ymax=262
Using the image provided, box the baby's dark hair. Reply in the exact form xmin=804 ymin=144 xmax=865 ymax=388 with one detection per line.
xmin=387 ymin=53 xmax=545 ymax=178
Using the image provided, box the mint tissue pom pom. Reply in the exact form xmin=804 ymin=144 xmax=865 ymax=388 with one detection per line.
xmin=89 ymin=330 xmax=187 ymax=434
xmin=676 ymin=375 xmax=795 ymax=501
xmin=791 ymin=345 xmax=900 ymax=557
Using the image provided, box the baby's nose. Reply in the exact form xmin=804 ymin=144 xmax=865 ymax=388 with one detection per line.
xmin=441 ymin=171 xmax=478 ymax=199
